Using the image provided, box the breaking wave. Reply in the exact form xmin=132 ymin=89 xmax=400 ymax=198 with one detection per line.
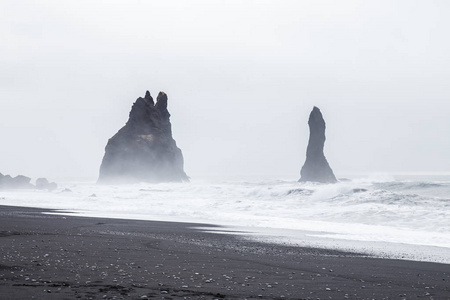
xmin=1 ymin=174 xmax=450 ymax=261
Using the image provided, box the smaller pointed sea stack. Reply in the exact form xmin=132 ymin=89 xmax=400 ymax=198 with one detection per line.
xmin=98 ymin=91 xmax=189 ymax=183
xmin=299 ymin=106 xmax=337 ymax=183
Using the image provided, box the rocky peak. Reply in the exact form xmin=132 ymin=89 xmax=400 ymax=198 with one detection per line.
xmin=299 ymin=106 xmax=337 ymax=183
xmin=155 ymin=91 xmax=168 ymax=111
xmin=98 ymin=90 xmax=188 ymax=183
xmin=144 ymin=90 xmax=154 ymax=105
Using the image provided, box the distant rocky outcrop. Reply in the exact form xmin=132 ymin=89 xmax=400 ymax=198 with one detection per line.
xmin=98 ymin=91 xmax=189 ymax=183
xmin=0 ymin=173 xmax=57 ymax=190
xmin=299 ymin=107 xmax=337 ymax=183
xmin=35 ymin=178 xmax=58 ymax=191
xmin=0 ymin=174 xmax=33 ymax=189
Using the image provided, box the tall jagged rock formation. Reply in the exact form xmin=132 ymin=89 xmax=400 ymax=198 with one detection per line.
xmin=98 ymin=91 xmax=189 ymax=183
xmin=299 ymin=106 xmax=337 ymax=183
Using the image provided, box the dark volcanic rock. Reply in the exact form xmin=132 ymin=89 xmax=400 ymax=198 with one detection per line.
xmin=98 ymin=91 xmax=189 ymax=183
xmin=36 ymin=178 xmax=58 ymax=191
xmin=0 ymin=173 xmax=57 ymax=190
xmin=0 ymin=174 xmax=34 ymax=189
xmin=299 ymin=106 xmax=337 ymax=183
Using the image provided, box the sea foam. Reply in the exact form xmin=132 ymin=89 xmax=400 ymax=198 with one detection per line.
xmin=1 ymin=175 xmax=450 ymax=263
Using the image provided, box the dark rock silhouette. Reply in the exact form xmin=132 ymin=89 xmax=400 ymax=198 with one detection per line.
xmin=98 ymin=91 xmax=189 ymax=183
xmin=36 ymin=178 xmax=58 ymax=191
xmin=0 ymin=173 xmax=57 ymax=190
xmin=299 ymin=106 xmax=337 ymax=183
xmin=0 ymin=173 xmax=32 ymax=189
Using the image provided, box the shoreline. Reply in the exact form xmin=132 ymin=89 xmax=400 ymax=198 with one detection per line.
xmin=28 ymin=205 xmax=450 ymax=265
xmin=2 ymin=177 xmax=450 ymax=261
xmin=0 ymin=205 xmax=449 ymax=299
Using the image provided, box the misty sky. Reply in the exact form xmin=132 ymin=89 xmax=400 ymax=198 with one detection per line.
xmin=1 ymin=0 xmax=450 ymax=181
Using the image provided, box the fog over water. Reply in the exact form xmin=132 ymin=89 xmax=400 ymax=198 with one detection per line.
xmin=1 ymin=1 xmax=450 ymax=181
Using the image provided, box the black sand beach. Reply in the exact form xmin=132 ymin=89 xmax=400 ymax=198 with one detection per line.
xmin=0 ymin=205 xmax=448 ymax=299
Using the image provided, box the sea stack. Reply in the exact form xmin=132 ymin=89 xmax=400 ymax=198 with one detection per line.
xmin=98 ymin=91 xmax=189 ymax=183
xmin=299 ymin=106 xmax=337 ymax=183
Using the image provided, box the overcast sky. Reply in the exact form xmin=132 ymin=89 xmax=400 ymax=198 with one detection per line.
xmin=1 ymin=0 xmax=450 ymax=181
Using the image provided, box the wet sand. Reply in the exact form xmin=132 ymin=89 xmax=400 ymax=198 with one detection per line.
xmin=0 ymin=205 xmax=448 ymax=299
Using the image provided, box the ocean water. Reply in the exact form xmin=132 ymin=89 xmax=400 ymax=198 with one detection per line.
xmin=1 ymin=174 xmax=450 ymax=263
